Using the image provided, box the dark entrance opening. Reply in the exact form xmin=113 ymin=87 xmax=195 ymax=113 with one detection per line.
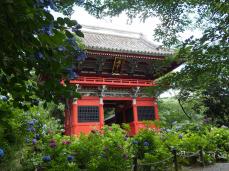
xmin=103 ymin=100 xmax=133 ymax=125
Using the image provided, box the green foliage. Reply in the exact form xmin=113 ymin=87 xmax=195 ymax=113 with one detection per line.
xmin=162 ymin=123 xmax=229 ymax=165
xmin=0 ymin=101 xmax=25 ymax=170
xmin=0 ymin=100 xmax=63 ymax=170
xmin=83 ymin=0 xmax=229 ymax=126
xmin=1 ymin=106 xmax=228 ymax=171
xmin=133 ymin=129 xmax=172 ymax=171
xmin=21 ymin=124 xmax=133 ymax=171
xmin=158 ymin=98 xmax=206 ymax=128
xmin=0 ymin=0 xmax=85 ymax=108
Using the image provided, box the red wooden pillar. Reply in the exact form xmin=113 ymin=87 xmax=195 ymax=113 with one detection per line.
xmin=71 ymin=98 xmax=78 ymax=135
xmin=132 ymin=98 xmax=138 ymax=134
xmin=154 ymin=102 xmax=159 ymax=120
xmin=99 ymin=97 xmax=104 ymax=129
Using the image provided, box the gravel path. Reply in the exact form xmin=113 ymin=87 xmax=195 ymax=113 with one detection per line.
xmin=182 ymin=163 xmax=229 ymax=171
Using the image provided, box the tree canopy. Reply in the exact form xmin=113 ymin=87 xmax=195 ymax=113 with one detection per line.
xmin=83 ymin=0 xmax=228 ymax=90
xmin=0 ymin=0 xmax=228 ymax=124
xmin=83 ymin=0 xmax=229 ymax=124
xmin=0 ymin=0 xmax=85 ymax=109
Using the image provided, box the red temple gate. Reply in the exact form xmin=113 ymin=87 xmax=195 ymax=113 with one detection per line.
xmin=64 ymin=26 xmax=176 ymax=136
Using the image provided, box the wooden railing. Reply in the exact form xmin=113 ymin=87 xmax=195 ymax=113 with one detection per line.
xmin=69 ymin=76 xmax=155 ymax=87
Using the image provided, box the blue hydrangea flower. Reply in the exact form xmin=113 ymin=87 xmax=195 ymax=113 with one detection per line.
xmin=66 ymin=68 xmax=78 ymax=80
xmin=27 ymin=120 xmax=35 ymax=126
xmin=178 ymin=134 xmax=183 ymax=139
xmin=35 ymin=134 xmax=40 ymax=140
xmin=42 ymin=155 xmax=51 ymax=162
xmin=41 ymin=24 xmax=53 ymax=36
xmin=132 ymin=140 xmax=138 ymax=145
xmin=68 ymin=37 xmax=78 ymax=47
xmin=58 ymin=45 xmax=66 ymax=52
xmin=67 ymin=155 xmax=74 ymax=161
xmin=0 ymin=95 xmax=8 ymax=101
xmin=0 ymin=148 xmax=4 ymax=158
xmin=143 ymin=141 xmax=150 ymax=147
xmin=26 ymin=127 xmax=36 ymax=132
xmin=76 ymin=52 xmax=87 ymax=61
xmin=166 ymin=129 xmax=171 ymax=133
xmin=35 ymin=51 xmax=44 ymax=60
xmin=32 ymin=139 xmax=37 ymax=145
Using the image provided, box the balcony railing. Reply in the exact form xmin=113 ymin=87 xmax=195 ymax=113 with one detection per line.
xmin=69 ymin=76 xmax=155 ymax=87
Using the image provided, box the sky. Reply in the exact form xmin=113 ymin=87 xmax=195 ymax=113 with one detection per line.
xmin=52 ymin=6 xmax=202 ymax=98
xmin=53 ymin=6 xmax=202 ymax=44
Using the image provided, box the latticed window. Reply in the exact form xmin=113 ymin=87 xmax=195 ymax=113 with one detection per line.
xmin=126 ymin=108 xmax=134 ymax=122
xmin=137 ymin=106 xmax=155 ymax=121
xmin=78 ymin=106 xmax=99 ymax=122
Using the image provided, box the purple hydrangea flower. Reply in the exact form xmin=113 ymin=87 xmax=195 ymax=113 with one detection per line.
xmin=62 ymin=140 xmax=71 ymax=145
xmin=143 ymin=141 xmax=150 ymax=147
xmin=49 ymin=142 xmax=56 ymax=148
xmin=49 ymin=140 xmax=56 ymax=148
xmin=0 ymin=148 xmax=4 ymax=158
xmin=32 ymin=138 xmax=37 ymax=145
xmin=50 ymin=139 xmax=56 ymax=143
xmin=178 ymin=134 xmax=183 ymax=139
xmin=42 ymin=155 xmax=51 ymax=162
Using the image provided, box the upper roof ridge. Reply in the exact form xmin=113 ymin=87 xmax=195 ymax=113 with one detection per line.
xmin=81 ymin=25 xmax=174 ymax=56
xmin=82 ymin=24 xmax=143 ymax=39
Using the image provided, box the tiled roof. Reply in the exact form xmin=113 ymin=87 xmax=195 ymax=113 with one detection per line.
xmin=81 ymin=26 xmax=173 ymax=56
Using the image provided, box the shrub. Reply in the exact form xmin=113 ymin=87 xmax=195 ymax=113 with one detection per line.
xmin=133 ymin=129 xmax=172 ymax=171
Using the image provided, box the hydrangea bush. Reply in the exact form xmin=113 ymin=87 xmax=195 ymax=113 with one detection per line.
xmin=1 ymin=99 xmax=228 ymax=171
